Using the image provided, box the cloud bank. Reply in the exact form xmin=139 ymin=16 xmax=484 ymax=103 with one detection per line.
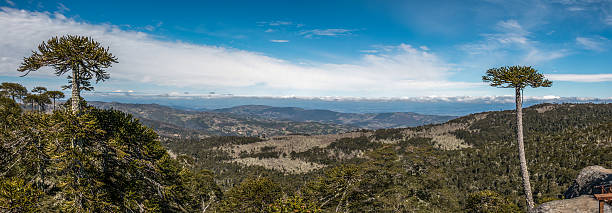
xmin=461 ymin=19 xmax=569 ymax=64
xmin=547 ymin=74 xmax=612 ymax=82
xmin=0 ymin=8 xmax=478 ymax=97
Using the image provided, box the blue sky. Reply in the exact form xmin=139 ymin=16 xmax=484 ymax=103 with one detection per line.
xmin=0 ymin=0 xmax=611 ymax=99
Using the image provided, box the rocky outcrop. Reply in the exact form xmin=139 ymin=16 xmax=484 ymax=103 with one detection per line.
xmin=536 ymin=166 xmax=612 ymax=213
xmin=534 ymin=195 xmax=611 ymax=213
xmin=564 ymin=166 xmax=612 ymax=199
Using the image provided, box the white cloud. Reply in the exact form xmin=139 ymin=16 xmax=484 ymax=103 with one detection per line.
xmin=4 ymin=0 xmax=14 ymax=6
xmin=576 ymin=36 xmax=609 ymax=51
xmin=87 ymin=93 xmax=611 ymax=105
xmin=57 ymin=3 xmax=69 ymax=13
xmin=300 ymin=29 xmax=354 ymax=38
xmin=524 ymin=49 xmax=569 ymax=64
xmin=258 ymin=21 xmax=295 ymax=27
xmin=546 ymin=74 xmax=612 ymax=82
xmin=270 ymin=39 xmax=289 ymax=43
xmin=496 ymin=20 xmax=526 ymax=34
xmin=567 ymin=6 xmax=586 ymax=11
xmin=461 ymin=19 xmax=569 ymax=64
xmin=268 ymin=21 xmax=292 ymax=26
xmin=0 ymin=8 xmax=476 ymax=97
xmin=605 ymin=15 xmax=612 ymax=25
xmin=143 ymin=21 xmax=163 ymax=31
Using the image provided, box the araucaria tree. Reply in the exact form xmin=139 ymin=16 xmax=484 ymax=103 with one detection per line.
xmin=0 ymin=82 xmax=28 ymax=102
xmin=482 ymin=65 xmax=552 ymax=211
xmin=18 ymin=35 xmax=118 ymax=113
xmin=44 ymin=91 xmax=65 ymax=111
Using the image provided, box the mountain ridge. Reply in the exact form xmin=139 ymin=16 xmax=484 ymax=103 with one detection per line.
xmin=213 ymin=104 xmax=457 ymax=129
xmin=89 ymin=101 xmax=456 ymax=137
xmin=89 ymin=101 xmax=355 ymax=137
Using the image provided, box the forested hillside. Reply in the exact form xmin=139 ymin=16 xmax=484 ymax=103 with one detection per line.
xmin=213 ymin=105 xmax=456 ymax=129
xmin=2 ymin=89 xmax=611 ymax=212
xmin=90 ymin=101 xmax=356 ymax=137
xmin=163 ymin=103 xmax=612 ymax=212
xmin=0 ymin=99 xmax=220 ymax=212
xmin=89 ymin=102 xmax=456 ymax=138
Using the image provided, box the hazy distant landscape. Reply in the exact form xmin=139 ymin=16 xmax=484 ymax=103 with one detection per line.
xmin=90 ymin=101 xmax=457 ymax=136
xmin=85 ymin=94 xmax=612 ymax=115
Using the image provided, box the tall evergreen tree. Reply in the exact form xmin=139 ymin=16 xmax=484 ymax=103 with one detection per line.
xmin=31 ymin=87 xmax=50 ymax=112
xmin=482 ymin=65 xmax=552 ymax=211
xmin=0 ymin=82 xmax=27 ymax=102
xmin=17 ymin=35 xmax=118 ymax=114
xmin=44 ymin=91 xmax=64 ymax=111
xmin=23 ymin=94 xmax=36 ymax=111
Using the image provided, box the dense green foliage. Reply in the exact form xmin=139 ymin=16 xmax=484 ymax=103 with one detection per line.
xmin=219 ymin=177 xmax=282 ymax=212
xmin=482 ymin=66 xmax=552 ymax=89
xmin=465 ymin=190 xmax=520 ymax=213
xmin=0 ymin=103 xmax=219 ymax=212
xmin=0 ymin=82 xmax=27 ymax=102
xmin=162 ymin=103 xmax=612 ymax=212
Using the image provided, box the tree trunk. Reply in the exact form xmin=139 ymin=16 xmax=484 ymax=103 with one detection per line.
xmin=52 ymin=98 xmax=55 ymax=111
xmin=71 ymin=71 xmax=80 ymax=114
xmin=516 ymin=87 xmax=535 ymax=211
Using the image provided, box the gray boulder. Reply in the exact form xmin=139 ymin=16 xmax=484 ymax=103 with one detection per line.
xmin=563 ymin=166 xmax=612 ymax=199
xmin=536 ymin=166 xmax=612 ymax=213
xmin=534 ymin=195 xmax=611 ymax=213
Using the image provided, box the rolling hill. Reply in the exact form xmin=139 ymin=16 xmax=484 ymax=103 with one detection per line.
xmin=89 ymin=101 xmax=356 ymax=137
xmin=89 ymin=101 xmax=456 ymax=137
xmin=213 ymin=105 xmax=456 ymax=129
xmin=163 ymin=103 xmax=612 ymax=211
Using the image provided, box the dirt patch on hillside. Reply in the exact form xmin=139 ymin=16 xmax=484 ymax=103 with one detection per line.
xmin=535 ymin=105 xmax=556 ymax=113
xmin=222 ymin=132 xmax=371 ymax=158
xmin=227 ymin=157 xmax=326 ymax=174
xmin=397 ymin=113 xmax=487 ymax=150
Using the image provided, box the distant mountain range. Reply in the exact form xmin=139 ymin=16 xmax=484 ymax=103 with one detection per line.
xmin=213 ymin=105 xmax=456 ymax=129
xmin=89 ymin=101 xmax=354 ymax=137
xmin=85 ymin=94 xmax=612 ymax=115
xmin=89 ymin=101 xmax=455 ymax=137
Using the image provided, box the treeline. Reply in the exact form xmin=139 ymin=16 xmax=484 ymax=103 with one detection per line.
xmin=0 ymin=82 xmax=65 ymax=112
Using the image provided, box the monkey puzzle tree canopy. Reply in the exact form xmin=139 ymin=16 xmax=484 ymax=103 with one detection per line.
xmin=0 ymin=82 xmax=28 ymax=102
xmin=17 ymin=35 xmax=117 ymax=113
xmin=44 ymin=91 xmax=64 ymax=111
xmin=31 ymin=86 xmax=47 ymax=94
xmin=482 ymin=65 xmax=552 ymax=89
